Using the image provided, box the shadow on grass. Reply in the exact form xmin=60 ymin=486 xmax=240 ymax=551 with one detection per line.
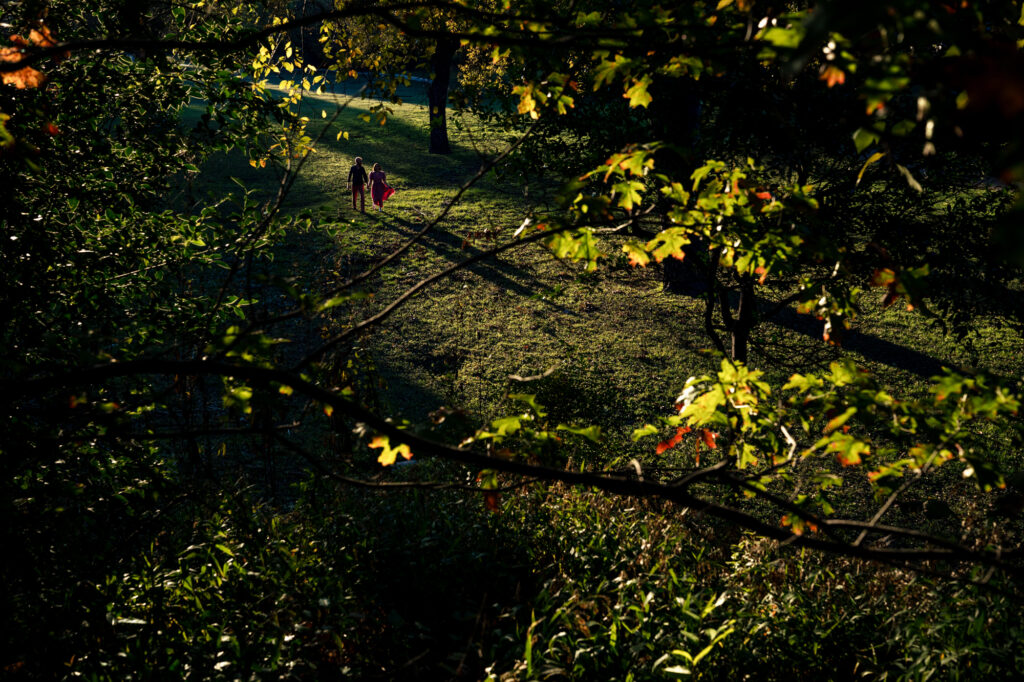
xmin=372 ymin=212 xmax=558 ymax=302
xmin=767 ymin=306 xmax=953 ymax=378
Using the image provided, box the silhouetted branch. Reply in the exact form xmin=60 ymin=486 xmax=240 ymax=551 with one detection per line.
xmin=5 ymin=358 xmax=1018 ymax=576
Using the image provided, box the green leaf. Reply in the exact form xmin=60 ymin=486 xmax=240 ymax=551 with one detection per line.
xmin=624 ymin=76 xmax=654 ymax=108
xmin=891 ymin=120 xmax=916 ymax=136
xmin=612 ymin=180 xmax=645 ymax=210
xmin=760 ymin=26 xmax=805 ymax=49
xmin=632 ymin=424 xmax=660 ymax=441
xmin=509 ymin=393 xmax=547 ymax=418
xmin=622 ymin=240 xmax=651 ymax=267
xmin=556 ymin=424 xmax=602 ymax=441
xmin=491 ymin=415 xmax=523 ymax=436
xmin=852 ymin=128 xmax=880 ymax=153
xmin=823 ymin=407 xmax=857 ymax=434
xmin=646 ymin=228 xmax=690 ymax=263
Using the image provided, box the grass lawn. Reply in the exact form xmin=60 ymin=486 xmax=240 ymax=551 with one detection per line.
xmin=174 ymin=80 xmax=1024 ymax=679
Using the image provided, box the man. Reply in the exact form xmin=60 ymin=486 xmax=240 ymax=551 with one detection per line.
xmin=347 ymin=157 xmax=369 ymax=212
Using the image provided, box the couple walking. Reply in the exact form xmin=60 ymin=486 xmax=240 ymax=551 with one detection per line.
xmin=347 ymin=157 xmax=395 ymax=212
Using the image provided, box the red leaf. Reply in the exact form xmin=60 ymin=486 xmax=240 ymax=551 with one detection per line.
xmin=655 ymin=426 xmax=688 ymax=454
xmin=484 ymin=491 xmax=501 ymax=512
xmin=699 ymin=429 xmax=717 ymax=450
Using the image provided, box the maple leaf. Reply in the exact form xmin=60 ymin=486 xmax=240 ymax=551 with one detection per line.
xmin=624 ymin=75 xmax=653 ymax=108
xmin=622 ymin=241 xmax=650 ymax=267
xmin=820 ymin=65 xmax=846 ymax=87
xmin=645 ymin=227 xmax=690 ymax=263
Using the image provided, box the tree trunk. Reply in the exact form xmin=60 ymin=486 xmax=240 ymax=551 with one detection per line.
xmin=731 ymin=275 xmax=755 ymax=363
xmin=427 ymin=38 xmax=457 ymax=155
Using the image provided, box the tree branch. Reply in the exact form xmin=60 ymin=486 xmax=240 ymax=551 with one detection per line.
xmin=5 ymin=358 xmax=1018 ymax=575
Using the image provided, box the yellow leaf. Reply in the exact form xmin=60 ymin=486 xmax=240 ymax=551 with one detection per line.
xmin=856 ymin=152 xmax=886 ymax=186
xmin=368 ymin=435 xmax=413 ymax=466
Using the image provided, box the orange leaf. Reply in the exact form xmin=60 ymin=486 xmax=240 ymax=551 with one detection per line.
xmin=484 ymin=491 xmax=501 ymax=512
xmin=0 ymin=47 xmax=45 ymax=89
xmin=820 ymin=65 xmax=846 ymax=87
xmin=27 ymin=26 xmax=58 ymax=49
xmin=699 ymin=429 xmax=717 ymax=450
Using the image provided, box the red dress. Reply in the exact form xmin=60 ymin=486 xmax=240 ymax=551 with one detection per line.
xmin=369 ymin=171 xmax=395 ymax=207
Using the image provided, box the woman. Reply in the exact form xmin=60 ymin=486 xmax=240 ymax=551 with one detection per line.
xmin=368 ymin=163 xmax=395 ymax=212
